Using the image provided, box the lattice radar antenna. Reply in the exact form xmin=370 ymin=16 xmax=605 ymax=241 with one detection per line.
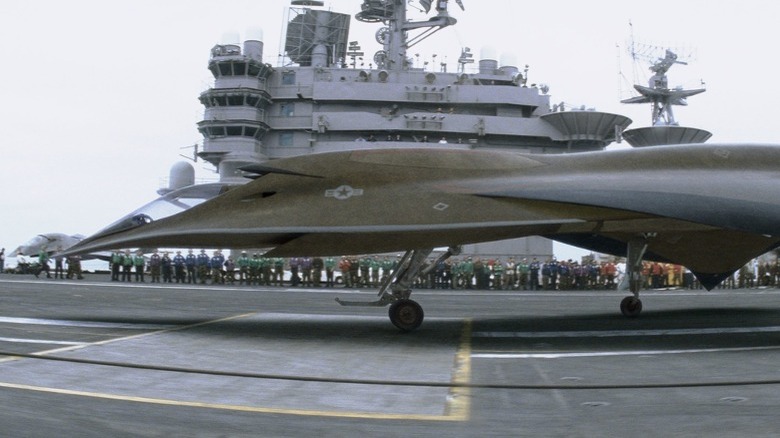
xmin=626 ymin=30 xmax=698 ymax=89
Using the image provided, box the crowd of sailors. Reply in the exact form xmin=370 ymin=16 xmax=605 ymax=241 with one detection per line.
xmin=16 ymin=248 xmax=780 ymax=291
xmin=98 ymin=249 xmax=780 ymax=291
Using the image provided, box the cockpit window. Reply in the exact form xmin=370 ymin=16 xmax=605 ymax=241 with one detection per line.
xmin=95 ymin=183 xmax=238 ymax=236
xmin=98 ymin=214 xmax=154 ymax=236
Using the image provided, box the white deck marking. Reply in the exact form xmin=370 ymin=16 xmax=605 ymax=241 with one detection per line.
xmin=472 ymin=345 xmax=780 ymax=359
xmin=473 ymin=326 xmax=780 ymax=338
xmin=0 ymin=316 xmax=178 ymax=330
xmin=0 ymin=337 xmax=85 ymax=346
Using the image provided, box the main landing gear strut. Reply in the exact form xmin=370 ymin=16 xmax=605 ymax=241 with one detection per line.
xmin=335 ymin=238 xmax=649 ymax=327
xmin=336 ymin=247 xmax=459 ymax=331
xmin=620 ymin=237 xmax=651 ymax=317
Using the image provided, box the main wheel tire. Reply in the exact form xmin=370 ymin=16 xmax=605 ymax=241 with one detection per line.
xmin=389 ymin=299 xmax=424 ymax=332
xmin=620 ymin=296 xmax=643 ymax=317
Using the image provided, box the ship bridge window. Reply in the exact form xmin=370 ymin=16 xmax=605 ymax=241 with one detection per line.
xmin=203 ymin=126 xmax=226 ymax=137
xmin=214 ymin=61 xmax=249 ymax=76
xmin=201 ymin=92 xmax=272 ymax=108
xmin=279 ymin=132 xmax=294 ymax=146
xmin=280 ymin=103 xmax=295 ymax=117
xmin=226 ymin=126 xmax=242 ymax=136
xmin=282 ymin=71 xmax=296 ymax=85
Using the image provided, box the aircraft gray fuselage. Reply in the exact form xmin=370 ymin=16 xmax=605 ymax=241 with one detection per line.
xmin=63 ymin=143 xmax=780 ymax=290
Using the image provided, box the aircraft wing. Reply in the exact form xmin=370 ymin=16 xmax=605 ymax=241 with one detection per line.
xmin=463 ymin=146 xmax=780 ymax=287
xmin=61 ymin=144 xmax=780 ymax=289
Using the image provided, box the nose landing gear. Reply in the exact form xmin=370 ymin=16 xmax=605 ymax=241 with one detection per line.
xmin=336 ymin=246 xmax=459 ymax=331
xmin=620 ymin=237 xmax=650 ymax=317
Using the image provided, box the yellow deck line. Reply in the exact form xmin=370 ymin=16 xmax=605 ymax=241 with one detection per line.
xmin=0 ymin=380 xmax=459 ymax=420
xmin=445 ymin=318 xmax=473 ymax=421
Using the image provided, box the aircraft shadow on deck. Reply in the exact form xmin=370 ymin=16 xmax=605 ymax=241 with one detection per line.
xmin=34 ymin=306 xmax=780 ymax=344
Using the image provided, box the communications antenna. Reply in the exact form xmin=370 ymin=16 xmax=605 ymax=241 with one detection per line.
xmin=621 ymin=24 xmax=703 ymax=127
xmin=619 ymin=23 xmax=711 ymax=146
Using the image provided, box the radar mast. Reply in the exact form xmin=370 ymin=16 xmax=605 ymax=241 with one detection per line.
xmin=622 ymin=49 xmax=706 ymax=127
xmin=356 ymin=0 xmax=463 ymax=71
xmin=620 ymin=36 xmax=711 ymax=147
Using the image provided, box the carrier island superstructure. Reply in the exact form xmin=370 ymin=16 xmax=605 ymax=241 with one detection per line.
xmin=192 ymin=0 xmax=634 ymax=259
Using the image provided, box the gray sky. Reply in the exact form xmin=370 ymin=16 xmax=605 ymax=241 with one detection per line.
xmin=1 ymin=0 xmax=776 ymax=259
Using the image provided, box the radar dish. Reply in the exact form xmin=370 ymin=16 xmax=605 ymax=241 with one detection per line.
xmin=375 ymin=27 xmax=390 ymax=45
xmin=356 ymin=0 xmax=395 ymax=22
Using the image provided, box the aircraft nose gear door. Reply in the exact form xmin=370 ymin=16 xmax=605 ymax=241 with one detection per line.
xmin=621 ymin=238 xmax=649 ymax=317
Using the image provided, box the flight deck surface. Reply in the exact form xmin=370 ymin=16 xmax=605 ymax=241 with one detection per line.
xmin=1 ymin=274 xmax=779 ymax=437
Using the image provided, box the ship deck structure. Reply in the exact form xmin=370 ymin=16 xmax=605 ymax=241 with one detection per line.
xmin=187 ymin=0 xmax=643 ymax=259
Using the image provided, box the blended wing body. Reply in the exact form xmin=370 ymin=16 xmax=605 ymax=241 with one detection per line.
xmin=64 ymin=143 xmax=780 ymax=289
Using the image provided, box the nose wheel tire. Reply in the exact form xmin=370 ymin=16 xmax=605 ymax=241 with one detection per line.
xmin=389 ymin=299 xmax=424 ymax=332
xmin=620 ymin=296 xmax=643 ymax=317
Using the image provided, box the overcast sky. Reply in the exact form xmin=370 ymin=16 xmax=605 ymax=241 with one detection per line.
xmin=1 ymin=0 xmax=776 ymax=259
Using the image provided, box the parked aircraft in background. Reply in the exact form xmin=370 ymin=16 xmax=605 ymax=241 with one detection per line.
xmin=61 ymin=144 xmax=780 ymax=330
xmin=11 ymin=232 xmax=117 ymax=263
xmin=11 ymin=233 xmax=87 ymax=258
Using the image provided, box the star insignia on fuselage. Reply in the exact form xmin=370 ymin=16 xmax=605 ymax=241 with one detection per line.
xmin=325 ymin=185 xmax=364 ymax=200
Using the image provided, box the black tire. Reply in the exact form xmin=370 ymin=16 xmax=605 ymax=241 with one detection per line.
xmin=389 ymin=299 xmax=424 ymax=332
xmin=620 ymin=296 xmax=642 ymax=317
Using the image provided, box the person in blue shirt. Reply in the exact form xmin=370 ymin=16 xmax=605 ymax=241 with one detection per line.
xmin=185 ymin=249 xmax=197 ymax=284
xmin=529 ymin=258 xmax=541 ymax=291
xmin=210 ymin=250 xmax=225 ymax=284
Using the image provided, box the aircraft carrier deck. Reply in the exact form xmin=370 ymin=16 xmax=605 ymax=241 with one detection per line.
xmin=1 ymin=273 xmax=780 ymax=437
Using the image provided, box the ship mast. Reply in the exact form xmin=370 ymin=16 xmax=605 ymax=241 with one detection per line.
xmin=621 ymin=49 xmax=706 ymax=126
xmin=620 ymin=46 xmax=712 ymax=147
xmin=356 ymin=0 xmax=462 ymax=71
